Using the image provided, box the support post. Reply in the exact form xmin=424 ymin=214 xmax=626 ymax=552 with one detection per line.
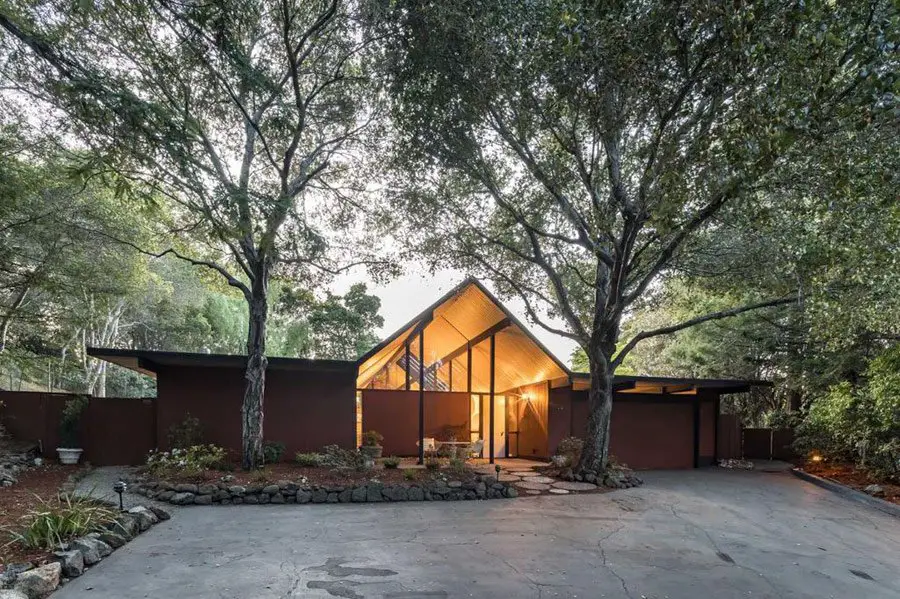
xmin=466 ymin=343 xmax=472 ymax=393
xmin=489 ymin=334 xmax=495 ymax=464
xmin=713 ymin=394 xmax=720 ymax=463
xmin=405 ymin=345 xmax=410 ymax=391
xmin=692 ymin=396 xmax=701 ymax=468
xmin=418 ymin=331 xmax=425 ymax=464
xmin=449 ymin=360 xmax=453 ymax=392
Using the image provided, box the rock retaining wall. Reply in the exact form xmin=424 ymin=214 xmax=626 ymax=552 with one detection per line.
xmin=132 ymin=475 xmax=518 ymax=506
xmin=0 ymin=505 xmax=170 ymax=599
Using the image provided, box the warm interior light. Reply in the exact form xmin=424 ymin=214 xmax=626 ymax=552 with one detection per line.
xmin=810 ymin=454 xmax=824 ymax=463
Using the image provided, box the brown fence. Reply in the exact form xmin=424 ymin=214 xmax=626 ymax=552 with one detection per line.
xmin=717 ymin=414 xmax=742 ymax=460
xmin=0 ymin=391 xmax=156 ymax=466
xmin=742 ymin=427 xmax=795 ymax=461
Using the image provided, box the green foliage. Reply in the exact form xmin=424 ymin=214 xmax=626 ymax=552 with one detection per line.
xmin=263 ymin=441 xmax=286 ymax=464
xmin=382 ymin=455 xmax=401 ymax=469
xmin=319 ymin=444 xmax=366 ymax=471
xmin=424 ymin=456 xmax=441 ymax=471
xmin=58 ymin=396 xmax=88 ymax=448
xmin=361 ymin=430 xmax=383 ymax=447
xmin=295 ymin=452 xmax=322 ymax=467
xmin=795 ymin=345 xmax=900 ymax=478
xmin=447 ymin=457 xmax=467 ymax=477
xmin=166 ymin=413 xmax=203 ymax=450
xmin=146 ymin=444 xmax=228 ymax=477
xmin=5 ymin=493 xmax=117 ymax=550
xmin=402 ymin=468 xmax=418 ymax=481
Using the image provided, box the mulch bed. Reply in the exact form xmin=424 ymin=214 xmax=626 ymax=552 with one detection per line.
xmin=144 ymin=458 xmax=481 ymax=487
xmin=801 ymin=462 xmax=900 ymax=506
xmin=0 ymin=464 xmax=84 ymax=568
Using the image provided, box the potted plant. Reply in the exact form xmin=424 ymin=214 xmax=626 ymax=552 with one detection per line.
xmin=359 ymin=430 xmax=384 ymax=459
xmin=57 ymin=396 xmax=88 ymax=465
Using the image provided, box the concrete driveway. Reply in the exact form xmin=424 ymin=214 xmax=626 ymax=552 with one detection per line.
xmin=56 ymin=468 xmax=900 ymax=598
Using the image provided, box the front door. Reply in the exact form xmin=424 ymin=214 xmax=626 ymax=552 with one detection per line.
xmin=493 ymin=395 xmax=506 ymax=458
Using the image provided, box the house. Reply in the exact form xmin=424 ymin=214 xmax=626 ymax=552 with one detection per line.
xmin=87 ymin=278 xmax=765 ymax=468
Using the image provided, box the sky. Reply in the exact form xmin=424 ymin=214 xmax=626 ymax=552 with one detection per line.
xmin=334 ymin=265 xmax=579 ymax=367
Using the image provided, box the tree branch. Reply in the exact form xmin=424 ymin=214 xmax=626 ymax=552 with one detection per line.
xmin=611 ymin=296 xmax=796 ymax=368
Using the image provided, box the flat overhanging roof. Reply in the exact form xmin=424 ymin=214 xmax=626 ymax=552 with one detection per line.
xmin=568 ymin=372 xmax=770 ymax=395
xmin=87 ymin=347 xmax=357 ymax=379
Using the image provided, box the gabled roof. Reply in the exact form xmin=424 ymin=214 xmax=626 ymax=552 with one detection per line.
xmin=356 ymin=278 xmax=570 ymax=392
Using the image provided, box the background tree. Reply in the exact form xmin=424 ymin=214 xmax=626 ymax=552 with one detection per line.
xmin=1 ymin=0 xmax=388 ymax=467
xmin=381 ymin=0 xmax=894 ymax=475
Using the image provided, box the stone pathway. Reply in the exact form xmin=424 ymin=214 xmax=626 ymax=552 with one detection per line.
xmin=478 ymin=460 xmax=602 ymax=497
xmin=75 ymin=466 xmax=177 ymax=511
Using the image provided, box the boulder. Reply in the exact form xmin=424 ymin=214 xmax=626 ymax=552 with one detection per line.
xmin=70 ymin=537 xmax=105 ymax=566
xmin=14 ymin=563 xmax=60 ymax=599
xmin=407 ymin=486 xmax=424 ymax=501
xmin=174 ymin=483 xmax=198 ymax=494
xmin=270 ymin=493 xmax=285 ymax=504
xmin=503 ymin=486 xmax=519 ymax=498
xmin=351 ymin=486 xmax=367 ymax=503
xmin=194 ymin=494 xmax=213 ymax=505
xmin=228 ymin=485 xmax=247 ymax=496
xmin=52 ymin=550 xmax=84 ymax=578
xmin=155 ymin=490 xmax=174 ymax=502
xmin=197 ymin=484 xmax=217 ymax=495
xmin=83 ymin=534 xmax=113 ymax=557
xmin=96 ymin=530 xmax=127 ymax=549
xmin=147 ymin=505 xmax=171 ymax=521
xmin=243 ymin=494 xmax=259 ymax=505
xmin=475 ymin=482 xmax=486 ymax=498
xmin=311 ymin=488 xmax=328 ymax=503
xmin=262 ymin=485 xmax=280 ymax=495
xmin=338 ymin=489 xmax=352 ymax=503
xmin=0 ymin=589 xmax=28 ymax=599
xmin=171 ymin=492 xmax=195 ymax=505
xmin=326 ymin=492 xmax=339 ymax=503
xmin=127 ymin=506 xmax=158 ymax=530
xmin=258 ymin=494 xmax=270 ymax=504
xmin=296 ymin=490 xmax=312 ymax=504
xmin=0 ymin=564 xmax=32 ymax=589
xmin=112 ymin=513 xmax=140 ymax=539
xmin=366 ymin=484 xmax=383 ymax=502
xmin=864 ymin=484 xmax=885 ymax=497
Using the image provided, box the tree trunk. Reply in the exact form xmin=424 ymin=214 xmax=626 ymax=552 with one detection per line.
xmin=241 ymin=261 xmax=269 ymax=470
xmin=575 ymin=340 xmax=615 ymax=475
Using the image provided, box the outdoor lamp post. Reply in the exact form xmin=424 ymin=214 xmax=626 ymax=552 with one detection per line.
xmin=113 ymin=480 xmax=127 ymax=511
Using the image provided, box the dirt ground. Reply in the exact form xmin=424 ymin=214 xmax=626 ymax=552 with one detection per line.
xmin=145 ymin=457 xmax=480 ymax=487
xmin=802 ymin=461 xmax=900 ymax=505
xmin=0 ymin=464 xmax=84 ymax=567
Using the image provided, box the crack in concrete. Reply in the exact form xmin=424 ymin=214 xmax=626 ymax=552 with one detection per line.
xmin=304 ymin=557 xmax=398 ymax=578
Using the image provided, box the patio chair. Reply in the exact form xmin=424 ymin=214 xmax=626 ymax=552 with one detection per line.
xmin=416 ymin=437 xmax=437 ymax=453
xmin=468 ymin=439 xmax=484 ymax=459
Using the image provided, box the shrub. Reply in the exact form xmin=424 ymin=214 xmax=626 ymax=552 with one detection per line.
xmin=556 ymin=436 xmax=584 ymax=466
xmin=146 ymin=444 xmax=227 ymax=477
xmin=6 ymin=494 xmax=116 ymax=550
xmin=59 ymin=396 xmax=89 ymax=448
xmin=382 ymin=456 xmax=401 ymax=469
xmin=402 ymin=468 xmax=418 ymax=481
xmin=319 ymin=444 xmax=366 ymax=471
xmin=795 ymin=345 xmax=900 ymax=479
xmin=263 ymin=441 xmax=286 ymax=464
xmin=251 ymin=468 xmax=269 ymax=483
xmin=166 ymin=413 xmax=203 ymax=449
xmin=447 ymin=457 xmax=467 ymax=477
xmin=424 ymin=456 xmax=441 ymax=471
xmin=361 ymin=430 xmax=383 ymax=447
xmin=295 ymin=452 xmax=322 ymax=467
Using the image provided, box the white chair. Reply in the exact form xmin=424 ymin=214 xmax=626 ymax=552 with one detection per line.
xmin=416 ymin=437 xmax=437 ymax=453
xmin=469 ymin=439 xmax=484 ymax=459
